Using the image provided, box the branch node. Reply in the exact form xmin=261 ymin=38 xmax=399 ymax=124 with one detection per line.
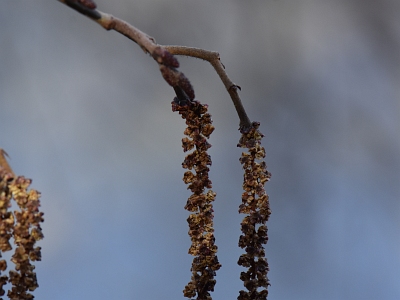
xmin=230 ymin=84 xmax=241 ymax=91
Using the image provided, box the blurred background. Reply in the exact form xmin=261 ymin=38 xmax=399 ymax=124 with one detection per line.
xmin=1 ymin=0 xmax=399 ymax=299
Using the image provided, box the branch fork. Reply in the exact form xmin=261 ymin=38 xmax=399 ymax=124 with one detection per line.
xmin=59 ymin=0 xmax=251 ymax=128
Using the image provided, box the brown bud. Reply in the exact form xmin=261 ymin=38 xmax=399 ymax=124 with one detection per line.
xmin=152 ymin=47 xmax=179 ymax=68
xmin=178 ymin=73 xmax=195 ymax=101
xmin=78 ymin=0 xmax=97 ymax=9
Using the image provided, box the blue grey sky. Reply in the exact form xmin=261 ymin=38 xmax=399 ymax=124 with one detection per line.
xmin=1 ymin=1 xmax=399 ymax=299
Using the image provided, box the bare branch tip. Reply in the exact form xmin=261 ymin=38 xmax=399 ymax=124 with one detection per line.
xmin=0 ymin=149 xmax=9 ymax=159
xmin=0 ymin=148 xmax=14 ymax=176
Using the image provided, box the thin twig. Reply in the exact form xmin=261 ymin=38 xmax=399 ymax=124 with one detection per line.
xmin=164 ymin=46 xmax=252 ymax=128
xmin=59 ymin=0 xmax=252 ymax=128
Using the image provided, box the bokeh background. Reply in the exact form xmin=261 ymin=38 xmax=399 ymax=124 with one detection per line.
xmin=1 ymin=1 xmax=399 ymax=299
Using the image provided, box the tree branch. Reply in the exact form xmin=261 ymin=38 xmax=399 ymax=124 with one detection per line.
xmin=59 ymin=0 xmax=252 ymax=129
